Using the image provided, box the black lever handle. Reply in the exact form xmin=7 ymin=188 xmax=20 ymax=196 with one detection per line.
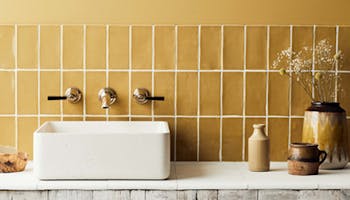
xmin=48 ymin=96 xmax=67 ymax=100
xmin=146 ymin=96 xmax=165 ymax=101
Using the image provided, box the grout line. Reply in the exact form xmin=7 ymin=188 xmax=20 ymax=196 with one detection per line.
xmin=174 ymin=25 xmax=178 ymax=161
xmin=106 ymin=25 xmax=110 ymax=121
xmin=335 ymin=25 xmax=339 ymax=101
xmin=312 ymin=25 xmax=316 ymax=99
xmin=14 ymin=24 xmax=18 ymax=149
xmin=83 ymin=25 xmax=87 ymax=121
xmin=242 ymin=25 xmax=247 ymax=161
xmin=59 ymin=25 xmax=64 ymax=121
xmin=197 ymin=25 xmax=201 ymax=161
xmin=37 ymin=25 xmax=41 ymax=127
xmin=219 ymin=25 xmax=224 ymax=161
xmin=265 ymin=25 xmax=270 ymax=135
xmin=151 ymin=25 xmax=155 ymax=121
xmin=288 ymin=25 xmax=293 ymax=145
xmin=128 ymin=25 xmax=132 ymax=121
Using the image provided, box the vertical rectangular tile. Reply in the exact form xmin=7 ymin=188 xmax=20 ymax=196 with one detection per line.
xmin=40 ymin=71 xmax=60 ymax=114
xmin=63 ymin=72 xmax=83 ymax=115
xmin=291 ymin=118 xmax=304 ymax=143
xmin=155 ymin=117 xmax=175 ymax=161
xmin=223 ymin=72 xmax=243 ymax=115
xmin=0 ymin=117 xmax=15 ymax=146
xmin=0 ymin=71 xmax=15 ymax=114
xmin=109 ymin=25 xmax=129 ymax=69
xmin=176 ymin=118 xmax=197 ymax=161
xmin=245 ymin=118 xmax=265 ymax=160
xmin=199 ymin=118 xmax=220 ymax=161
xmin=18 ymin=117 xmax=37 ymax=159
xmin=223 ymin=26 xmax=244 ymax=69
xmin=246 ymin=26 xmax=267 ymax=69
xmin=315 ymin=26 xmax=336 ymax=70
xmin=18 ymin=25 xmax=37 ymax=68
xmin=63 ymin=25 xmax=83 ymax=69
xmin=339 ymin=73 xmax=350 ymax=113
xmin=86 ymin=25 xmax=106 ymax=69
xmin=0 ymin=25 xmax=15 ymax=69
xmin=86 ymin=72 xmax=106 ymax=115
xmin=291 ymin=74 xmax=311 ymax=116
xmin=246 ymin=72 xmax=266 ymax=116
xmin=154 ymin=72 xmax=174 ymax=115
xmin=268 ymin=72 xmax=289 ymax=115
xmin=131 ymin=72 xmax=152 ymax=115
xmin=339 ymin=27 xmax=350 ymax=70
xmin=222 ymin=118 xmax=243 ymax=161
xmin=293 ymin=26 xmax=313 ymax=58
xmin=155 ymin=26 xmax=175 ymax=69
xmin=109 ymin=72 xmax=129 ymax=115
xmin=200 ymin=72 xmax=220 ymax=115
xmin=40 ymin=25 xmax=60 ymax=69
xmin=18 ymin=71 xmax=37 ymax=114
xmin=200 ymin=26 xmax=221 ymax=70
xmin=269 ymin=26 xmax=290 ymax=69
xmin=177 ymin=72 xmax=198 ymax=115
xmin=132 ymin=26 xmax=152 ymax=69
xmin=177 ymin=26 xmax=198 ymax=70
xmin=269 ymin=118 xmax=289 ymax=161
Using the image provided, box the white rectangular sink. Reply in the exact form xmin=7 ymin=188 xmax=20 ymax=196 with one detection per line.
xmin=33 ymin=121 xmax=170 ymax=180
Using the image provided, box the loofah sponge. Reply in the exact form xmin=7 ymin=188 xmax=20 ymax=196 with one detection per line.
xmin=0 ymin=146 xmax=28 ymax=173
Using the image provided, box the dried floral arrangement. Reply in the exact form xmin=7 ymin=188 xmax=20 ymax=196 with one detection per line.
xmin=272 ymin=39 xmax=343 ymax=102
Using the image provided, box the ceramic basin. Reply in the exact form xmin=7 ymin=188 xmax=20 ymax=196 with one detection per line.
xmin=33 ymin=121 xmax=170 ymax=180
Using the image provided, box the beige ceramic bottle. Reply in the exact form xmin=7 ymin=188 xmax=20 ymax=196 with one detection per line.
xmin=248 ymin=124 xmax=270 ymax=172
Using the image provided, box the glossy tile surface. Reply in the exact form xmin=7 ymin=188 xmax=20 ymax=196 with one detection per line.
xmin=177 ymin=26 xmax=198 ymax=69
xmin=0 ymin=26 xmax=15 ymax=69
xmin=155 ymin=26 xmax=175 ymax=69
xmin=18 ymin=26 xmax=37 ymax=68
xmin=200 ymin=26 xmax=221 ymax=70
xmin=109 ymin=26 xmax=129 ymax=69
xmin=40 ymin=25 xmax=60 ymax=69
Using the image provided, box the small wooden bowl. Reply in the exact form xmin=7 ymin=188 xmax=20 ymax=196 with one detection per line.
xmin=0 ymin=152 xmax=28 ymax=173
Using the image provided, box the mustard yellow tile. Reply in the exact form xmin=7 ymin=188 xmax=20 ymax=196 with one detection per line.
xmin=40 ymin=25 xmax=60 ymax=69
xmin=222 ymin=118 xmax=242 ymax=161
xmin=246 ymin=72 xmax=266 ymax=116
xmin=176 ymin=118 xmax=197 ymax=161
xmin=339 ymin=73 xmax=350 ymax=113
xmin=131 ymin=117 xmax=152 ymax=121
xmin=132 ymin=26 xmax=152 ymax=69
xmin=86 ymin=72 xmax=106 ymax=115
xmin=291 ymin=118 xmax=304 ymax=143
xmin=292 ymin=26 xmax=313 ymax=63
xmin=348 ymin=119 xmax=350 ymax=157
xmin=177 ymin=26 xmax=198 ymax=70
xmin=63 ymin=26 xmax=83 ymax=69
xmin=18 ymin=117 xmax=37 ymax=159
xmin=154 ymin=72 xmax=174 ymax=115
xmin=63 ymin=72 xmax=83 ymax=115
xmin=63 ymin=117 xmax=83 ymax=121
xmin=40 ymin=72 xmax=60 ymax=114
xmin=269 ymin=118 xmax=289 ymax=161
xmin=18 ymin=71 xmax=37 ymax=114
xmin=0 ymin=117 xmax=15 ymax=146
xmin=109 ymin=117 xmax=129 ymax=121
xmin=223 ymin=26 xmax=244 ymax=69
xmin=131 ymin=72 xmax=152 ymax=115
xmin=246 ymin=26 xmax=267 ymax=69
xmin=109 ymin=26 xmax=129 ymax=69
xmin=269 ymin=26 xmax=290 ymax=69
xmin=177 ymin=72 xmax=198 ymax=115
xmin=291 ymin=74 xmax=311 ymax=115
xmin=18 ymin=26 xmax=37 ymax=68
xmin=200 ymin=72 xmax=220 ymax=115
xmin=268 ymin=72 xmax=289 ymax=115
xmin=40 ymin=117 xmax=60 ymax=125
xmin=0 ymin=72 xmax=14 ymax=114
xmin=0 ymin=26 xmax=14 ymax=69
xmin=155 ymin=117 xmax=175 ymax=161
xmin=109 ymin=72 xmax=129 ymax=115
xmin=199 ymin=118 xmax=220 ymax=161
xmin=223 ymin=72 xmax=243 ymax=115
xmin=86 ymin=26 xmax=106 ymax=69
xmin=155 ymin=26 xmax=175 ymax=69
xmin=315 ymin=26 xmax=336 ymax=70
xmin=244 ymin=117 xmax=265 ymax=160
xmin=200 ymin=26 xmax=221 ymax=70
xmin=86 ymin=117 xmax=106 ymax=121
xmin=339 ymin=27 xmax=350 ymax=70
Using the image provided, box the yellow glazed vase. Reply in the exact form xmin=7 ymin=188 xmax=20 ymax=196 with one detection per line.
xmin=302 ymin=102 xmax=349 ymax=169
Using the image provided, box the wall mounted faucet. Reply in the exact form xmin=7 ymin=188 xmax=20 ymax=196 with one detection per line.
xmin=47 ymin=87 xmax=82 ymax=104
xmin=98 ymin=88 xmax=117 ymax=109
xmin=133 ymin=88 xmax=165 ymax=104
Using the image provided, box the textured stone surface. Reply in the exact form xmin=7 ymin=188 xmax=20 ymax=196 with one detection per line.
xmin=145 ymin=190 xmax=177 ymax=200
xmin=48 ymin=190 xmax=93 ymax=200
xmin=258 ymin=190 xmax=298 ymax=200
xmin=197 ymin=190 xmax=218 ymax=200
xmin=11 ymin=191 xmax=48 ymax=200
xmin=177 ymin=190 xmax=196 ymax=200
xmin=298 ymin=190 xmax=342 ymax=200
xmin=219 ymin=190 xmax=257 ymax=200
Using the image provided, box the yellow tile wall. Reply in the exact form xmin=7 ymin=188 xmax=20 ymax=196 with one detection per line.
xmin=0 ymin=24 xmax=349 ymax=161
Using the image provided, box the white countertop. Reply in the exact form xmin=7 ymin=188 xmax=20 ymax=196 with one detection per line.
xmin=0 ymin=162 xmax=349 ymax=190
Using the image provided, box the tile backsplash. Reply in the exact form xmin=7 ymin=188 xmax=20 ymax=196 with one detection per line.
xmin=0 ymin=24 xmax=349 ymax=161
